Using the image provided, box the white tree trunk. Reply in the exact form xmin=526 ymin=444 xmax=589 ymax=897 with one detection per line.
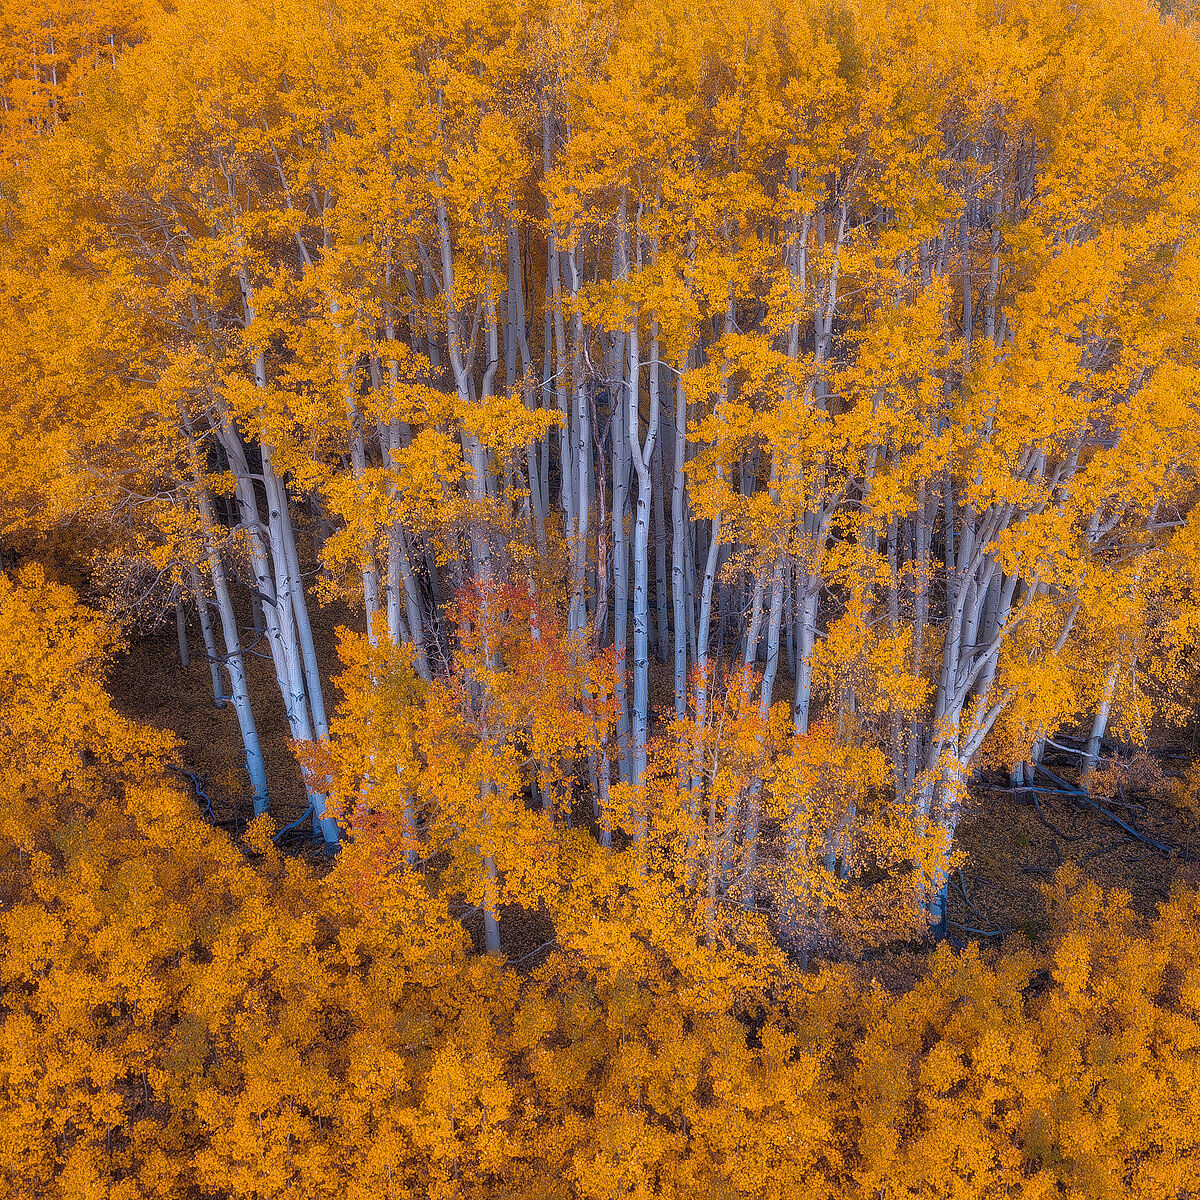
xmin=691 ymin=473 xmax=724 ymax=794
xmin=671 ymin=357 xmax=689 ymax=721
xmin=195 ymin=505 xmax=270 ymax=818
xmin=566 ymin=249 xmax=590 ymax=639
xmin=793 ymin=586 xmax=818 ymax=735
xmin=187 ymin=565 xmax=227 ymax=706
xmin=174 ymin=596 xmax=190 ymax=668
xmin=629 ymin=317 xmax=661 ymax=794
xmin=1083 ymin=661 xmax=1119 ymax=776
xmin=264 ymin=453 xmax=328 ymax=738
xmin=741 ymin=561 xmax=785 ymax=909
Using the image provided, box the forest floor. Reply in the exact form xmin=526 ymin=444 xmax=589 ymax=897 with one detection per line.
xmin=109 ymin=610 xmax=1200 ymax=976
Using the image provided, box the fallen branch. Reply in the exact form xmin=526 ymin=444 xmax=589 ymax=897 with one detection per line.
xmin=169 ymin=765 xmax=214 ymax=821
xmin=947 ymin=920 xmax=1007 ymax=937
xmin=977 ymin=781 xmax=1090 ymax=802
xmin=1034 ymin=764 xmax=1084 ymax=794
xmin=1099 ymin=795 xmax=1148 ymax=812
xmin=1073 ymin=793 xmax=1174 ymax=857
xmin=956 ymin=869 xmax=987 ymax=923
xmin=1032 ymin=792 xmax=1084 ymax=841
xmin=1080 ymin=837 xmax=1133 ymax=862
xmin=273 ymin=805 xmax=316 ymax=843
xmin=1035 ymin=766 xmax=1174 ymax=856
xmin=1041 ymin=737 xmax=1088 ymax=757
xmin=511 ymin=938 xmax=558 ymax=965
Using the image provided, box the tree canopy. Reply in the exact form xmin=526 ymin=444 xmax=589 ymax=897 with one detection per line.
xmin=2 ymin=0 xmax=1200 ymax=1194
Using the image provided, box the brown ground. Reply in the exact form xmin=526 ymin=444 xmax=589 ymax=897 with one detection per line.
xmin=108 ymin=602 xmax=348 ymax=855
xmin=949 ymin=767 xmax=1199 ymax=939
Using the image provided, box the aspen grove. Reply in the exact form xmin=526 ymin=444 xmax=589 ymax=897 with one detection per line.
xmin=3 ymin=0 xmax=1200 ymax=1195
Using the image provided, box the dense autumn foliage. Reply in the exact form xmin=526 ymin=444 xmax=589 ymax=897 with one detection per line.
xmin=3 ymin=0 xmax=1200 ymax=1193
xmin=3 ymin=561 xmax=1200 ymax=1197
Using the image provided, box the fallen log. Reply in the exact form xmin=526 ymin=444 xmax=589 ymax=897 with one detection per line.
xmin=1033 ymin=766 xmax=1176 ymax=856
xmin=1075 ymin=793 xmax=1174 ymax=856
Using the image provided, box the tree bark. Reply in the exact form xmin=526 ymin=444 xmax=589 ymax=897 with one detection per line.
xmin=629 ymin=316 xmax=661 ymax=794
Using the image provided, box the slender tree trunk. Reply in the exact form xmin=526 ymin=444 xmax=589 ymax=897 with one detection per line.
xmin=544 ymin=117 xmax=574 ymax=585
xmin=906 ymin=482 xmax=931 ymax=789
xmin=566 ymin=249 xmax=590 ymax=639
xmin=630 ymin=316 xmax=661 ymax=794
xmin=174 ymin=596 xmax=190 ymax=668
xmin=216 ymin=424 xmax=298 ymax=722
xmin=739 ymin=573 xmax=767 ymax=709
xmin=652 ymin=423 xmax=670 ymax=665
xmin=611 ymin=200 xmax=632 ymax=782
xmin=510 ymin=220 xmax=547 ymax=556
xmin=741 ymin=560 xmax=785 ymax=909
xmin=260 ymin=459 xmax=339 ymax=846
xmin=587 ymin=385 xmax=614 ymax=848
xmin=1083 ymin=661 xmax=1119 ymax=776
xmin=263 ymin=451 xmax=329 ymax=739
xmin=387 ymin=524 xmax=432 ymax=680
xmin=793 ymin=584 xmax=819 ymax=735
xmin=482 ymin=826 xmax=501 ymax=956
xmin=196 ymin=501 xmax=270 ymax=817
xmin=275 ymin=468 xmax=328 ymax=734
xmin=233 ymin=273 xmax=336 ymax=844
xmin=984 ymin=190 xmax=1001 ymax=347
xmin=691 ymin=476 xmax=724 ymax=794
xmin=188 ymin=566 xmax=228 ymax=706
xmin=671 ymin=356 xmax=689 ymax=723
xmin=385 ymin=530 xmax=412 ymax=647
xmin=785 ymin=566 xmax=797 ymax=681
xmin=433 ymin=199 xmax=492 ymax=582
xmin=611 ymin=361 xmax=630 ymax=779
xmin=332 ymin=297 xmax=381 ymax=643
